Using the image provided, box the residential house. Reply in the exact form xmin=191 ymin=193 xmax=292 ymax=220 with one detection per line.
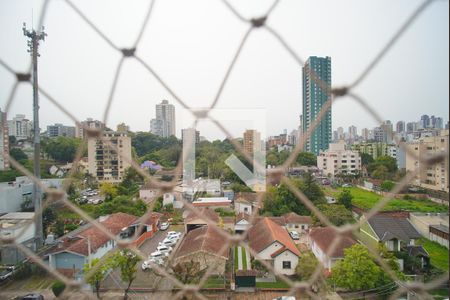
xmin=309 ymin=226 xmax=357 ymax=271
xmin=248 ymin=218 xmax=301 ymax=275
xmin=235 ymin=213 xmax=250 ymax=234
xmin=359 ymin=214 xmax=421 ymax=251
xmin=44 ymin=213 xmax=137 ymax=279
xmin=184 ymin=208 xmax=220 ymax=233
xmin=0 ymin=212 xmax=36 ymax=265
xmin=283 ymin=212 xmax=312 ymax=233
xmin=234 ymin=192 xmax=259 ymax=215
xmin=173 ymin=226 xmax=229 ymax=274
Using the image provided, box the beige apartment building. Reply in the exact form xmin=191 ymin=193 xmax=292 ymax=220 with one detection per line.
xmin=317 ymin=141 xmax=362 ymax=177
xmin=405 ymin=130 xmax=449 ymax=193
xmin=88 ymin=131 xmax=132 ymax=183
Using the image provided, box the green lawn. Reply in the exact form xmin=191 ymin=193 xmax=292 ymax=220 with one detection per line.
xmin=234 ymin=247 xmax=238 ymax=271
xmin=330 ymin=187 xmax=447 ymax=212
xmin=417 ymin=238 xmax=449 ymax=271
xmin=202 ymin=276 xmax=225 ymax=288
xmin=241 ymin=247 xmax=247 ymax=270
xmin=256 ymin=278 xmax=290 ymax=289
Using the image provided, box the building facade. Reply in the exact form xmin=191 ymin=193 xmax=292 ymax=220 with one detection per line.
xmin=8 ymin=114 xmax=32 ymax=141
xmin=351 ymin=142 xmax=397 ymax=160
xmin=76 ymin=118 xmax=104 ymax=139
xmin=317 ymin=141 xmax=361 ymax=177
xmin=243 ymin=129 xmax=261 ymax=155
xmin=182 ymin=128 xmax=200 ymax=144
xmin=405 ymin=130 xmax=449 ymax=192
xmin=47 ymin=123 xmax=76 ymax=138
xmin=0 ymin=109 xmax=9 ymax=170
xmin=88 ymin=131 xmax=132 ymax=183
xmin=302 ymin=56 xmax=332 ymax=155
xmin=150 ymin=100 xmax=175 ymax=138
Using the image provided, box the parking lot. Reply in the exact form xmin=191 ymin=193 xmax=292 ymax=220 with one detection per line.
xmin=103 ymin=227 xmax=184 ymax=290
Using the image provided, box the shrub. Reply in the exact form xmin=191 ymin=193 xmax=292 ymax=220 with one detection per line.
xmin=52 ymin=280 xmax=66 ymax=297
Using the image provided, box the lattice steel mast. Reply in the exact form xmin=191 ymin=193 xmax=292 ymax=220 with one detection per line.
xmin=23 ymin=22 xmax=46 ymax=248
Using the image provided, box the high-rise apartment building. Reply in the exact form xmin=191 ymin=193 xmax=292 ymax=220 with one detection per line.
xmin=348 ymin=126 xmax=358 ymax=141
xmin=420 ymin=115 xmax=430 ymax=129
xmin=302 ymin=56 xmax=332 ymax=155
xmin=8 ymin=114 xmax=32 ymax=141
xmin=243 ymin=129 xmax=261 ymax=155
xmin=0 ymin=109 xmax=10 ymax=170
xmin=396 ymin=121 xmax=405 ymax=133
xmin=76 ymin=118 xmax=105 ymax=139
xmin=182 ymin=128 xmax=200 ymax=145
xmin=88 ymin=131 xmax=132 ymax=183
xmin=150 ymin=100 xmax=175 ymax=138
xmin=405 ymin=130 xmax=449 ymax=192
xmin=46 ymin=123 xmax=76 ymax=138
xmin=361 ymin=128 xmax=370 ymax=141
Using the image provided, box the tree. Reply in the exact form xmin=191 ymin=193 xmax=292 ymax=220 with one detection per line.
xmin=297 ymin=152 xmax=317 ymax=166
xmin=9 ymin=148 xmax=28 ymax=162
xmin=360 ymin=153 xmax=374 ymax=167
xmin=368 ymin=156 xmax=398 ymax=179
xmin=337 ymin=189 xmax=353 ymax=209
xmin=331 ymin=244 xmax=390 ymax=291
xmin=110 ymin=249 xmax=140 ymax=300
xmin=296 ymin=251 xmax=321 ymax=280
xmin=43 ymin=206 xmax=57 ymax=235
xmin=42 ymin=136 xmax=83 ymax=162
xmin=380 ymin=180 xmax=395 ymax=192
xmin=83 ymin=258 xmax=109 ymax=298
xmin=173 ymin=260 xmax=205 ymax=284
xmin=99 ymin=182 xmax=118 ymax=201
xmin=262 ymin=176 xmax=325 ymax=216
xmin=52 ymin=281 xmax=66 ymax=297
xmin=313 ymin=204 xmax=354 ymax=226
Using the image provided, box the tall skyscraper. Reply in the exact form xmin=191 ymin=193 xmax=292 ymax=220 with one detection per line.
xmin=302 ymin=56 xmax=332 ymax=155
xmin=420 ymin=115 xmax=430 ymax=129
xmin=0 ymin=109 xmax=10 ymax=170
xmin=348 ymin=125 xmax=358 ymax=140
xmin=150 ymin=100 xmax=175 ymax=138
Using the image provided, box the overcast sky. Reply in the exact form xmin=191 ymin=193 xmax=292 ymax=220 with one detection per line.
xmin=0 ymin=0 xmax=448 ymax=140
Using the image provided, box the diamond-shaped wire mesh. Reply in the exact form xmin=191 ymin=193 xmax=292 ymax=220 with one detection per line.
xmin=0 ymin=0 xmax=448 ymax=299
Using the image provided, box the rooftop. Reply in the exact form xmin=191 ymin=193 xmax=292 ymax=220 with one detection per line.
xmin=309 ymin=227 xmax=357 ymax=258
xmin=175 ymin=226 xmax=229 ymax=260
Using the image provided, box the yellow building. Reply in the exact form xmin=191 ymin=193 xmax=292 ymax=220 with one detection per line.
xmin=405 ymin=130 xmax=449 ymax=193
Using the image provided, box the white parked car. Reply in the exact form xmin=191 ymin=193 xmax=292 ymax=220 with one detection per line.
xmin=159 ymin=222 xmax=170 ymax=231
xmin=159 ymin=238 xmax=176 ymax=247
xmin=156 ymin=245 xmax=172 ymax=254
xmin=142 ymin=257 xmax=164 ymax=270
xmin=289 ymin=231 xmax=300 ymax=240
xmin=150 ymin=251 xmax=168 ymax=259
xmin=167 ymin=231 xmax=181 ymax=238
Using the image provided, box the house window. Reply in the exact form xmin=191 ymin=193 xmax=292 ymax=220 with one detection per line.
xmin=282 ymin=261 xmax=291 ymax=269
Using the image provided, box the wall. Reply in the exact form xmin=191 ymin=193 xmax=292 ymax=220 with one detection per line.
xmin=53 ymin=252 xmax=86 ymax=271
xmin=256 ymin=242 xmax=282 ymax=260
xmin=273 ymin=250 xmax=298 ymax=275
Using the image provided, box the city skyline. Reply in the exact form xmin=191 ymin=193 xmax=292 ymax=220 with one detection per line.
xmin=0 ymin=1 xmax=448 ymax=141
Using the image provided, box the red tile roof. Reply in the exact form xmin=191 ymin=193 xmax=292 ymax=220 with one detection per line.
xmin=309 ymin=227 xmax=357 ymax=258
xmin=248 ymin=217 xmax=301 ymax=257
xmin=51 ymin=213 xmax=138 ymax=257
xmin=175 ymin=226 xmax=229 ymax=260
xmin=185 ymin=208 xmax=220 ymax=223
xmin=283 ymin=212 xmax=312 ymax=224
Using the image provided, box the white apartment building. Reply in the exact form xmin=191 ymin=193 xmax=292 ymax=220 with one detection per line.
xmin=8 ymin=114 xmax=32 ymax=141
xmin=150 ymin=100 xmax=175 ymax=138
xmin=88 ymin=131 xmax=132 ymax=183
xmin=317 ymin=141 xmax=361 ymax=177
xmin=405 ymin=130 xmax=448 ymax=192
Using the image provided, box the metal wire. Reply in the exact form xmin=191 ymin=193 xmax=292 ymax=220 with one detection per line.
xmin=0 ymin=0 xmax=448 ymax=299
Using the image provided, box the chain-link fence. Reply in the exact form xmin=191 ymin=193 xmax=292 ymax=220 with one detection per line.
xmin=0 ymin=0 xmax=449 ymax=299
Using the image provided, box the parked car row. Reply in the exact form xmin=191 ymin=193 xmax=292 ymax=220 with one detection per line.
xmin=76 ymin=189 xmax=104 ymax=205
xmin=142 ymin=231 xmax=182 ymax=271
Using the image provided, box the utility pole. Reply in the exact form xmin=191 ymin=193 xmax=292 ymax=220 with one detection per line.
xmin=23 ymin=23 xmax=47 ymax=248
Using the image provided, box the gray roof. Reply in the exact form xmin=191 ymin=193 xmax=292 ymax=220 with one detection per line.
xmin=368 ymin=216 xmax=421 ymax=243
xmin=430 ymin=224 xmax=449 ymax=234
xmin=406 ymin=245 xmax=429 ymax=258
